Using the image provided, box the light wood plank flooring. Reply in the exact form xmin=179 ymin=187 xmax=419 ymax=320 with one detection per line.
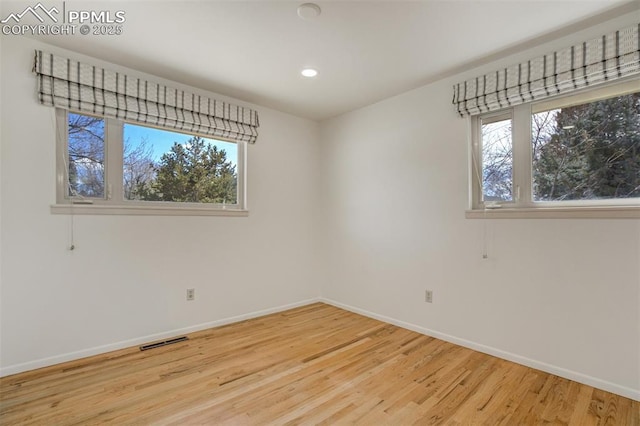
xmin=1 ymin=303 xmax=638 ymax=425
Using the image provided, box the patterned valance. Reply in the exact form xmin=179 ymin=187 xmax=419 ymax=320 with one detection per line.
xmin=34 ymin=50 xmax=259 ymax=143
xmin=453 ymin=23 xmax=640 ymax=117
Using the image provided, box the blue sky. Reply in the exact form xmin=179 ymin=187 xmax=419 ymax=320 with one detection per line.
xmin=123 ymin=124 xmax=237 ymax=164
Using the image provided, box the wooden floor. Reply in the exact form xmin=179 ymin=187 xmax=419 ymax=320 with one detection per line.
xmin=1 ymin=303 xmax=638 ymax=425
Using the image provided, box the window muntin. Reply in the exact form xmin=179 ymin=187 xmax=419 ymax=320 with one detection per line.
xmin=471 ymin=79 xmax=640 ymax=211
xmin=57 ymin=110 xmax=246 ymax=212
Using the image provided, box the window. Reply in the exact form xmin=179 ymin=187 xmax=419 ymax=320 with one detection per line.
xmin=479 ymin=113 xmax=513 ymax=203
xmin=66 ymin=113 xmax=106 ymax=199
xmin=122 ymin=123 xmax=239 ymax=204
xmin=531 ymin=92 xmax=639 ymax=202
xmin=56 ymin=110 xmax=247 ymax=215
xmin=470 ymin=79 xmax=640 ymax=217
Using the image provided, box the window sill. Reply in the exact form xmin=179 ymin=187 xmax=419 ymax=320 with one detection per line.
xmin=465 ymin=205 xmax=640 ymax=219
xmin=51 ymin=204 xmax=249 ymax=217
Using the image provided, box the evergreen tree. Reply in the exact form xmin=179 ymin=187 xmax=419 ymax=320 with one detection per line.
xmin=534 ymin=93 xmax=640 ymax=200
xmin=148 ymin=136 xmax=237 ymax=203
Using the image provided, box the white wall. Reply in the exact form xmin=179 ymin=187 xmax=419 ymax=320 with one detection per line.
xmin=319 ymin=13 xmax=640 ymax=400
xmin=0 ymin=36 xmax=321 ymax=375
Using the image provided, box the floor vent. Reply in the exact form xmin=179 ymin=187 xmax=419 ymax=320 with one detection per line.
xmin=139 ymin=336 xmax=189 ymax=351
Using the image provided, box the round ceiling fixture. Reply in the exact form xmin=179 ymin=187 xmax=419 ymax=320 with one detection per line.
xmin=301 ymin=68 xmax=318 ymax=78
xmin=297 ymin=3 xmax=321 ymax=20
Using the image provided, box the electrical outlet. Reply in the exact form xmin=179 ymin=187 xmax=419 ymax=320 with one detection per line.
xmin=425 ymin=290 xmax=433 ymax=303
xmin=186 ymin=288 xmax=195 ymax=301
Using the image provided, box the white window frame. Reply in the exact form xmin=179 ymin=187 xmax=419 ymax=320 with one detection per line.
xmin=467 ymin=78 xmax=640 ymax=219
xmin=52 ymin=109 xmax=248 ymax=216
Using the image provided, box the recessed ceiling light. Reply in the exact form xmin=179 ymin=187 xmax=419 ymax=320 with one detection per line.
xmin=297 ymin=3 xmax=321 ymax=20
xmin=301 ymin=68 xmax=318 ymax=78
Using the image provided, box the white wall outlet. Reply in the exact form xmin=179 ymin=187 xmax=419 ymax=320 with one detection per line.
xmin=186 ymin=288 xmax=195 ymax=301
xmin=425 ymin=290 xmax=433 ymax=303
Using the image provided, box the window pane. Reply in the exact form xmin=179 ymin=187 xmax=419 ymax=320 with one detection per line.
xmin=68 ymin=113 xmax=105 ymax=198
xmin=481 ymin=116 xmax=513 ymax=202
xmin=123 ymin=124 xmax=238 ymax=204
xmin=532 ymin=92 xmax=640 ymax=201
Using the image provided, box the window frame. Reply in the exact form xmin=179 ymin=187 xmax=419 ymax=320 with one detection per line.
xmin=468 ymin=78 xmax=640 ymax=219
xmin=53 ymin=109 xmax=248 ymax=216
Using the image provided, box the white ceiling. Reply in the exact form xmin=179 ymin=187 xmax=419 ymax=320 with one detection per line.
xmin=2 ymin=0 xmax=637 ymax=120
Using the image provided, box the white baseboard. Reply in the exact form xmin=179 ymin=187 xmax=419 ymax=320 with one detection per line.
xmin=0 ymin=298 xmax=321 ymax=378
xmin=3 ymin=296 xmax=638 ymax=402
xmin=320 ymin=298 xmax=640 ymax=402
